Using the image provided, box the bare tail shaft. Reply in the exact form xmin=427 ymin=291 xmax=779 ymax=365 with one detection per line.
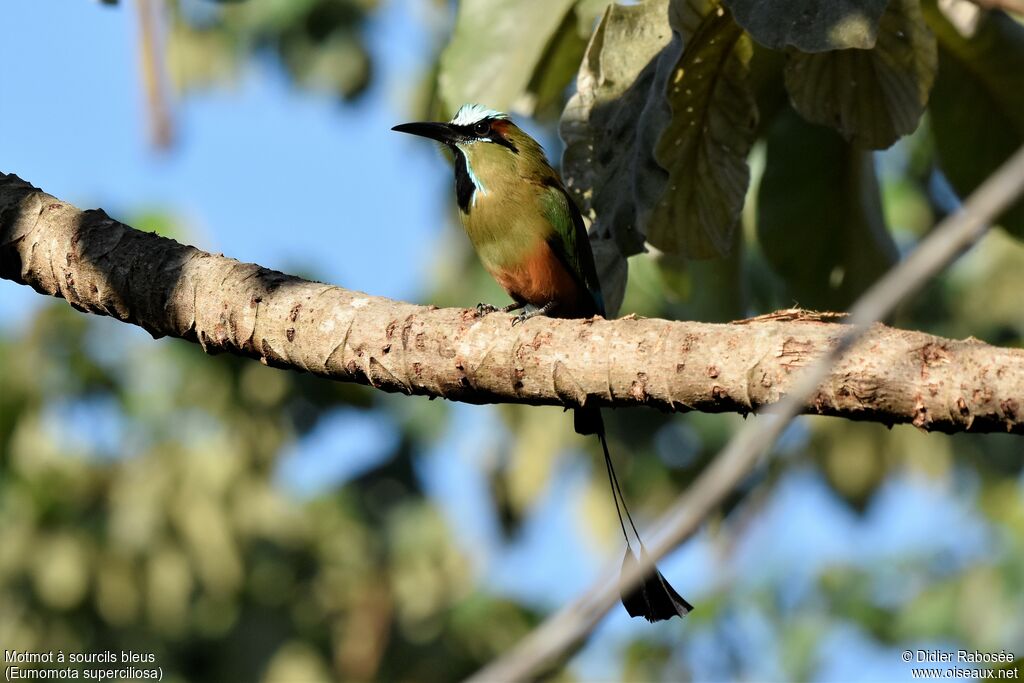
xmin=581 ymin=408 xmax=693 ymax=622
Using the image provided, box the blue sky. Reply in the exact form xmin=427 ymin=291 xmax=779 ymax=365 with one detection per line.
xmin=1 ymin=2 xmax=1019 ymax=680
xmin=0 ymin=0 xmax=444 ymax=321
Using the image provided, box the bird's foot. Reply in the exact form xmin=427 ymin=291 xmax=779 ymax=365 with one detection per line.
xmin=511 ymin=301 xmax=556 ymax=326
xmin=476 ymin=302 xmax=525 ymax=318
xmin=475 ymin=303 xmax=499 ymax=317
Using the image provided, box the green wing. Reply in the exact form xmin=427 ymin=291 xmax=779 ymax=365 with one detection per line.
xmin=539 ymin=182 xmax=606 ymax=317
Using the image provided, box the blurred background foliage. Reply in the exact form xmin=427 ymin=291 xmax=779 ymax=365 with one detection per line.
xmin=166 ymin=0 xmax=378 ymax=100
xmin=0 ymin=302 xmax=541 ymax=682
xmin=2 ymin=0 xmax=1024 ymax=680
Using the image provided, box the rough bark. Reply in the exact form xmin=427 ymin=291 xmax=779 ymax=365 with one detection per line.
xmin=1 ymin=172 xmax=1022 ymax=434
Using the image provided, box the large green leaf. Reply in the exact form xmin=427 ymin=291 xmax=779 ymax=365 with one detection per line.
xmin=720 ymin=0 xmax=890 ymax=52
xmin=924 ymin=1 xmax=1024 ymax=236
xmin=757 ymin=107 xmax=898 ymax=310
xmin=646 ymin=0 xmax=758 ymax=257
xmin=785 ymin=0 xmax=937 ymax=150
xmin=438 ymin=0 xmax=577 ymax=113
xmin=524 ymin=8 xmax=591 ymax=120
xmin=560 ymin=0 xmax=679 ymax=314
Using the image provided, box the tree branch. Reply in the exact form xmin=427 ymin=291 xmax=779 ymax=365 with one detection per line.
xmin=1 ymin=171 xmax=1023 ymax=434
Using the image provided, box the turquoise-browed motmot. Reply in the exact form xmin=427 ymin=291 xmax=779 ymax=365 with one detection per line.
xmin=393 ymin=104 xmax=691 ymax=622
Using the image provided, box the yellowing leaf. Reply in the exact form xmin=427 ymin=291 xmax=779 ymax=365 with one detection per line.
xmin=647 ymin=0 xmax=758 ymax=257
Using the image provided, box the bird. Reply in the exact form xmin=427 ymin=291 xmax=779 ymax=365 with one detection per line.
xmin=393 ymin=103 xmax=692 ymax=622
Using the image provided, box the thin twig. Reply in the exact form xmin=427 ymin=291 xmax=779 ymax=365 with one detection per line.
xmin=466 ymin=146 xmax=1024 ymax=683
xmin=137 ymin=0 xmax=174 ymax=149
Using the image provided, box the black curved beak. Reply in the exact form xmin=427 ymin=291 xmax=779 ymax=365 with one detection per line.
xmin=391 ymin=121 xmax=456 ymax=144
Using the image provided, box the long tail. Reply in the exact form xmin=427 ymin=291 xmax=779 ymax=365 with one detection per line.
xmin=575 ymin=407 xmax=693 ymax=622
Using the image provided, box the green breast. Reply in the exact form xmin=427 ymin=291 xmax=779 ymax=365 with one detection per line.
xmin=460 ymin=186 xmax=552 ymax=272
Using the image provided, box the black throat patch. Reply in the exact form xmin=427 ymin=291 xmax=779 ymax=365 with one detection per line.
xmin=452 ymin=147 xmax=475 ymax=214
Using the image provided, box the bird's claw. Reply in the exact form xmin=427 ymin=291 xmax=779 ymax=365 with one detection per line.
xmin=475 ymin=303 xmax=499 ymax=317
xmin=512 ymin=310 xmax=538 ymax=326
xmin=511 ymin=302 xmax=555 ymax=326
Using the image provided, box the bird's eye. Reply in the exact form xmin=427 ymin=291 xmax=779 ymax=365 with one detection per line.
xmin=473 ymin=120 xmax=490 ymax=136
